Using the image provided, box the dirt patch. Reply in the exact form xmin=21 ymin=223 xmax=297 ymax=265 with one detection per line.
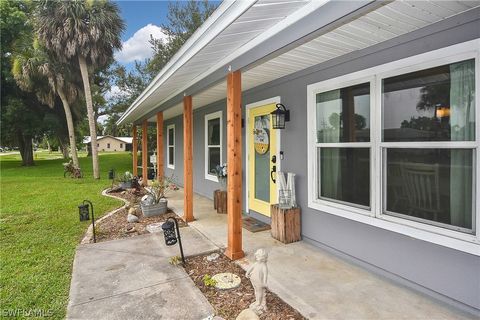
xmin=93 ymin=189 xmax=186 ymax=243
xmin=185 ymin=252 xmax=306 ymax=320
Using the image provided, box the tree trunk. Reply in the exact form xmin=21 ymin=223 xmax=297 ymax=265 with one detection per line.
xmin=57 ymin=86 xmax=80 ymax=168
xmin=78 ymin=55 xmax=99 ymax=179
xmin=17 ymin=131 xmax=34 ymax=166
xmin=58 ymin=137 xmax=69 ymax=159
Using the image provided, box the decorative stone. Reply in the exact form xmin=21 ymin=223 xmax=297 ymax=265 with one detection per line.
xmin=146 ymin=222 xmax=164 ymax=233
xmin=206 ymin=253 xmax=220 ymax=262
xmin=212 ymin=273 xmax=241 ymax=290
xmin=235 ymin=309 xmax=259 ymax=320
xmin=246 ymin=249 xmax=268 ymax=315
xmin=128 ymin=207 xmax=139 ymax=217
xmin=127 ymin=213 xmax=139 ymax=223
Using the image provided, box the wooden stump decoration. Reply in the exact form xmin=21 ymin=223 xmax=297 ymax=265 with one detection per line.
xmin=270 ymin=204 xmax=301 ymax=244
xmin=214 ymin=190 xmax=227 ymax=214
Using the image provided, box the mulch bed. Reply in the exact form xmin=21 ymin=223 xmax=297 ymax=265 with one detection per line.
xmin=93 ymin=188 xmax=187 ymax=243
xmin=185 ymin=252 xmax=306 ymax=320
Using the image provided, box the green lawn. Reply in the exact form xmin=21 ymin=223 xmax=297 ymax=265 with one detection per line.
xmin=0 ymin=152 xmax=131 ymax=319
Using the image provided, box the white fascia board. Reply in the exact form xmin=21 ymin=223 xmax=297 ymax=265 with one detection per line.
xmin=117 ymin=0 xmax=257 ymax=125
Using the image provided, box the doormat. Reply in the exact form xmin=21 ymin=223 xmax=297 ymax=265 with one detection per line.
xmin=242 ymin=216 xmax=270 ymax=233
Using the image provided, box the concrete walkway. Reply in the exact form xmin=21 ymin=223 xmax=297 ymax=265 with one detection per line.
xmin=168 ymin=190 xmax=476 ymax=320
xmin=67 ymin=228 xmax=216 ymax=320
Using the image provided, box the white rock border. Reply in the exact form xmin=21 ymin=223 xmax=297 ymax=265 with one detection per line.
xmin=80 ymin=188 xmax=130 ymax=244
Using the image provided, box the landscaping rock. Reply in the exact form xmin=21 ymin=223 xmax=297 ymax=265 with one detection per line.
xmin=127 ymin=213 xmax=139 ymax=223
xmin=128 ymin=207 xmax=139 ymax=217
xmin=235 ymin=309 xmax=259 ymax=320
xmin=206 ymin=253 xmax=220 ymax=262
xmin=146 ymin=222 xmax=164 ymax=233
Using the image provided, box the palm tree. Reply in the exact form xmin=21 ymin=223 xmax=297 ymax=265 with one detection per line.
xmin=12 ymin=37 xmax=82 ymax=168
xmin=36 ymin=0 xmax=125 ymax=179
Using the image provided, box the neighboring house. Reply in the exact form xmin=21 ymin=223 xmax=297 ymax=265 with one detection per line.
xmin=83 ymin=136 xmax=133 ymax=152
xmin=118 ymin=1 xmax=480 ymax=315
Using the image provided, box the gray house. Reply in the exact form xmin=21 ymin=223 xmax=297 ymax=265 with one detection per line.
xmin=118 ymin=1 xmax=480 ymax=315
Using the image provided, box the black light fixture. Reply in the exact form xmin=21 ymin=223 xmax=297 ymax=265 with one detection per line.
xmin=108 ymin=168 xmax=115 ymax=180
xmin=108 ymin=168 xmax=115 ymax=188
xmin=78 ymin=200 xmax=96 ymax=243
xmin=270 ymin=103 xmax=290 ymax=129
xmin=161 ymin=217 xmax=185 ymax=265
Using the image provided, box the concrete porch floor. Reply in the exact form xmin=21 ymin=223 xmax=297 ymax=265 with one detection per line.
xmin=168 ymin=189 xmax=475 ymax=320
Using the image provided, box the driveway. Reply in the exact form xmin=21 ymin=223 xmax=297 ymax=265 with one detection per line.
xmin=67 ymin=228 xmax=217 ymax=320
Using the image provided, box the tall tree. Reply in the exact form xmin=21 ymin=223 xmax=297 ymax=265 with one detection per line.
xmin=0 ymin=0 xmax=46 ymax=166
xmin=36 ymin=0 xmax=125 ymax=178
xmin=148 ymin=0 xmax=218 ymax=75
xmin=12 ymin=37 xmax=83 ymax=168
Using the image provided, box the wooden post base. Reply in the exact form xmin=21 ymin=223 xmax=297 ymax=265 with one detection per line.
xmin=213 ymin=190 xmax=227 ymax=214
xmin=271 ymin=205 xmax=301 ymax=244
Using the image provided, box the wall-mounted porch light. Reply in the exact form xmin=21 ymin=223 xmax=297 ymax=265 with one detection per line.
xmin=271 ymin=103 xmax=290 ymax=129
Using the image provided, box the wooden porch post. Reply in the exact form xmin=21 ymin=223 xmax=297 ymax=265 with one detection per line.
xmin=156 ymin=112 xmax=164 ymax=181
xmin=225 ymin=70 xmax=244 ymax=260
xmin=132 ymin=125 xmax=138 ymax=176
xmin=142 ymin=120 xmax=148 ymax=185
xmin=183 ymin=95 xmax=194 ymax=222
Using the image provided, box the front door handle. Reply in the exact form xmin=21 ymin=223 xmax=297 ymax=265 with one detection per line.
xmin=270 ymin=165 xmax=276 ymax=183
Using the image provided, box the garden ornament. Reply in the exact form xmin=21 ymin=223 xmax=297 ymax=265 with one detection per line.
xmin=246 ymin=248 xmax=268 ymax=315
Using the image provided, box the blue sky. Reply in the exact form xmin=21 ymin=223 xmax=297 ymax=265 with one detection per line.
xmin=114 ymin=1 xmax=171 ymax=70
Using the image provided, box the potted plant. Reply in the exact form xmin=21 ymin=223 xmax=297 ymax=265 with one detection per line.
xmin=118 ymin=171 xmax=134 ymax=189
xmin=214 ymin=163 xmax=227 ymax=191
xmin=141 ymin=175 xmax=178 ymax=217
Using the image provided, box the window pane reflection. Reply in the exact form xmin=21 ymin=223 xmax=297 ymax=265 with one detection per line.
xmin=318 ymin=148 xmax=370 ymax=207
xmin=382 ymin=59 xmax=475 ymax=142
xmin=385 ymin=148 xmax=473 ymax=231
xmin=316 ymin=83 xmax=370 ymax=143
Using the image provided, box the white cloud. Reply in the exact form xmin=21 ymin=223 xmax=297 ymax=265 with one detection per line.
xmin=115 ymin=24 xmax=167 ymax=63
xmin=104 ymin=85 xmax=123 ymax=100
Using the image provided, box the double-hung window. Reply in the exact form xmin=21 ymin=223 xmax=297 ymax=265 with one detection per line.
xmin=167 ymin=124 xmax=175 ymax=169
xmin=205 ymin=111 xmax=222 ymax=181
xmin=307 ymin=40 xmax=479 ymax=253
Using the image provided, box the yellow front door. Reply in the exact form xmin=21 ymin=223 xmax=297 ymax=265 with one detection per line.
xmin=248 ymin=103 xmax=278 ymax=217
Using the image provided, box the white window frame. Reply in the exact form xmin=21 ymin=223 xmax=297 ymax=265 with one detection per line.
xmin=167 ymin=124 xmax=175 ymax=169
xmin=204 ymin=111 xmax=223 ymax=182
xmin=307 ymin=39 xmax=480 ymax=255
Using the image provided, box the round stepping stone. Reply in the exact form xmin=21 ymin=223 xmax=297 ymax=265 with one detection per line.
xmin=146 ymin=222 xmax=164 ymax=233
xmin=212 ymin=272 xmax=241 ymax=290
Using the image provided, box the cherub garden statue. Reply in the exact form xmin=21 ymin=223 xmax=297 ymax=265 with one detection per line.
xmin=246 ymin=248 xmax=268 ymax=315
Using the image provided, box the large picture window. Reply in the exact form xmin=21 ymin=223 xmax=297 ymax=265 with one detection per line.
xmin=307 ymin=41 xmax=479 ymax=254
xmin=205 ymin=111 xmax=222 ymax=181
xmin=167 ymin=124 xmax=175 ymax=169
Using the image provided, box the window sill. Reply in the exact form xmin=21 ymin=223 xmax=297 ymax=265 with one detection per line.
xmin=167 ymin=165 xmax=175 ymax=170
xmin=205 ymin=174 xmax=219 ymax=183
xmin=308 ymin=199 xmax=480 ymax=256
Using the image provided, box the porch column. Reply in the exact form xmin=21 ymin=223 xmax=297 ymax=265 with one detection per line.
xmin=183 ymin=95 xmax=194 ymax=222
xmin=142 ymin=120 xmax=148 ymax=185
xmin=225 ymin=70 xmax=244 ymax=260
xmin=156 ymin=112 xmax=164 ymax=181
xmin=132 ymin=125 xmax=138 ymax=176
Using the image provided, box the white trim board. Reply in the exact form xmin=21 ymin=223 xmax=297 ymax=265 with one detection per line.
xmin=204 ymin=110 xmax=223 ymax=182
xmin=245 ymin=96 xmax=281 ymax=215
xmin=307 ymin=39 xmax=480 ymax=256
xmin=167 ymin=124 xmax=175 ymax=170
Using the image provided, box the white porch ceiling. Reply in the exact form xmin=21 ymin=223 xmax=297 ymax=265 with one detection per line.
xmin=153 ymin=0 xmax=480 ymax=121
